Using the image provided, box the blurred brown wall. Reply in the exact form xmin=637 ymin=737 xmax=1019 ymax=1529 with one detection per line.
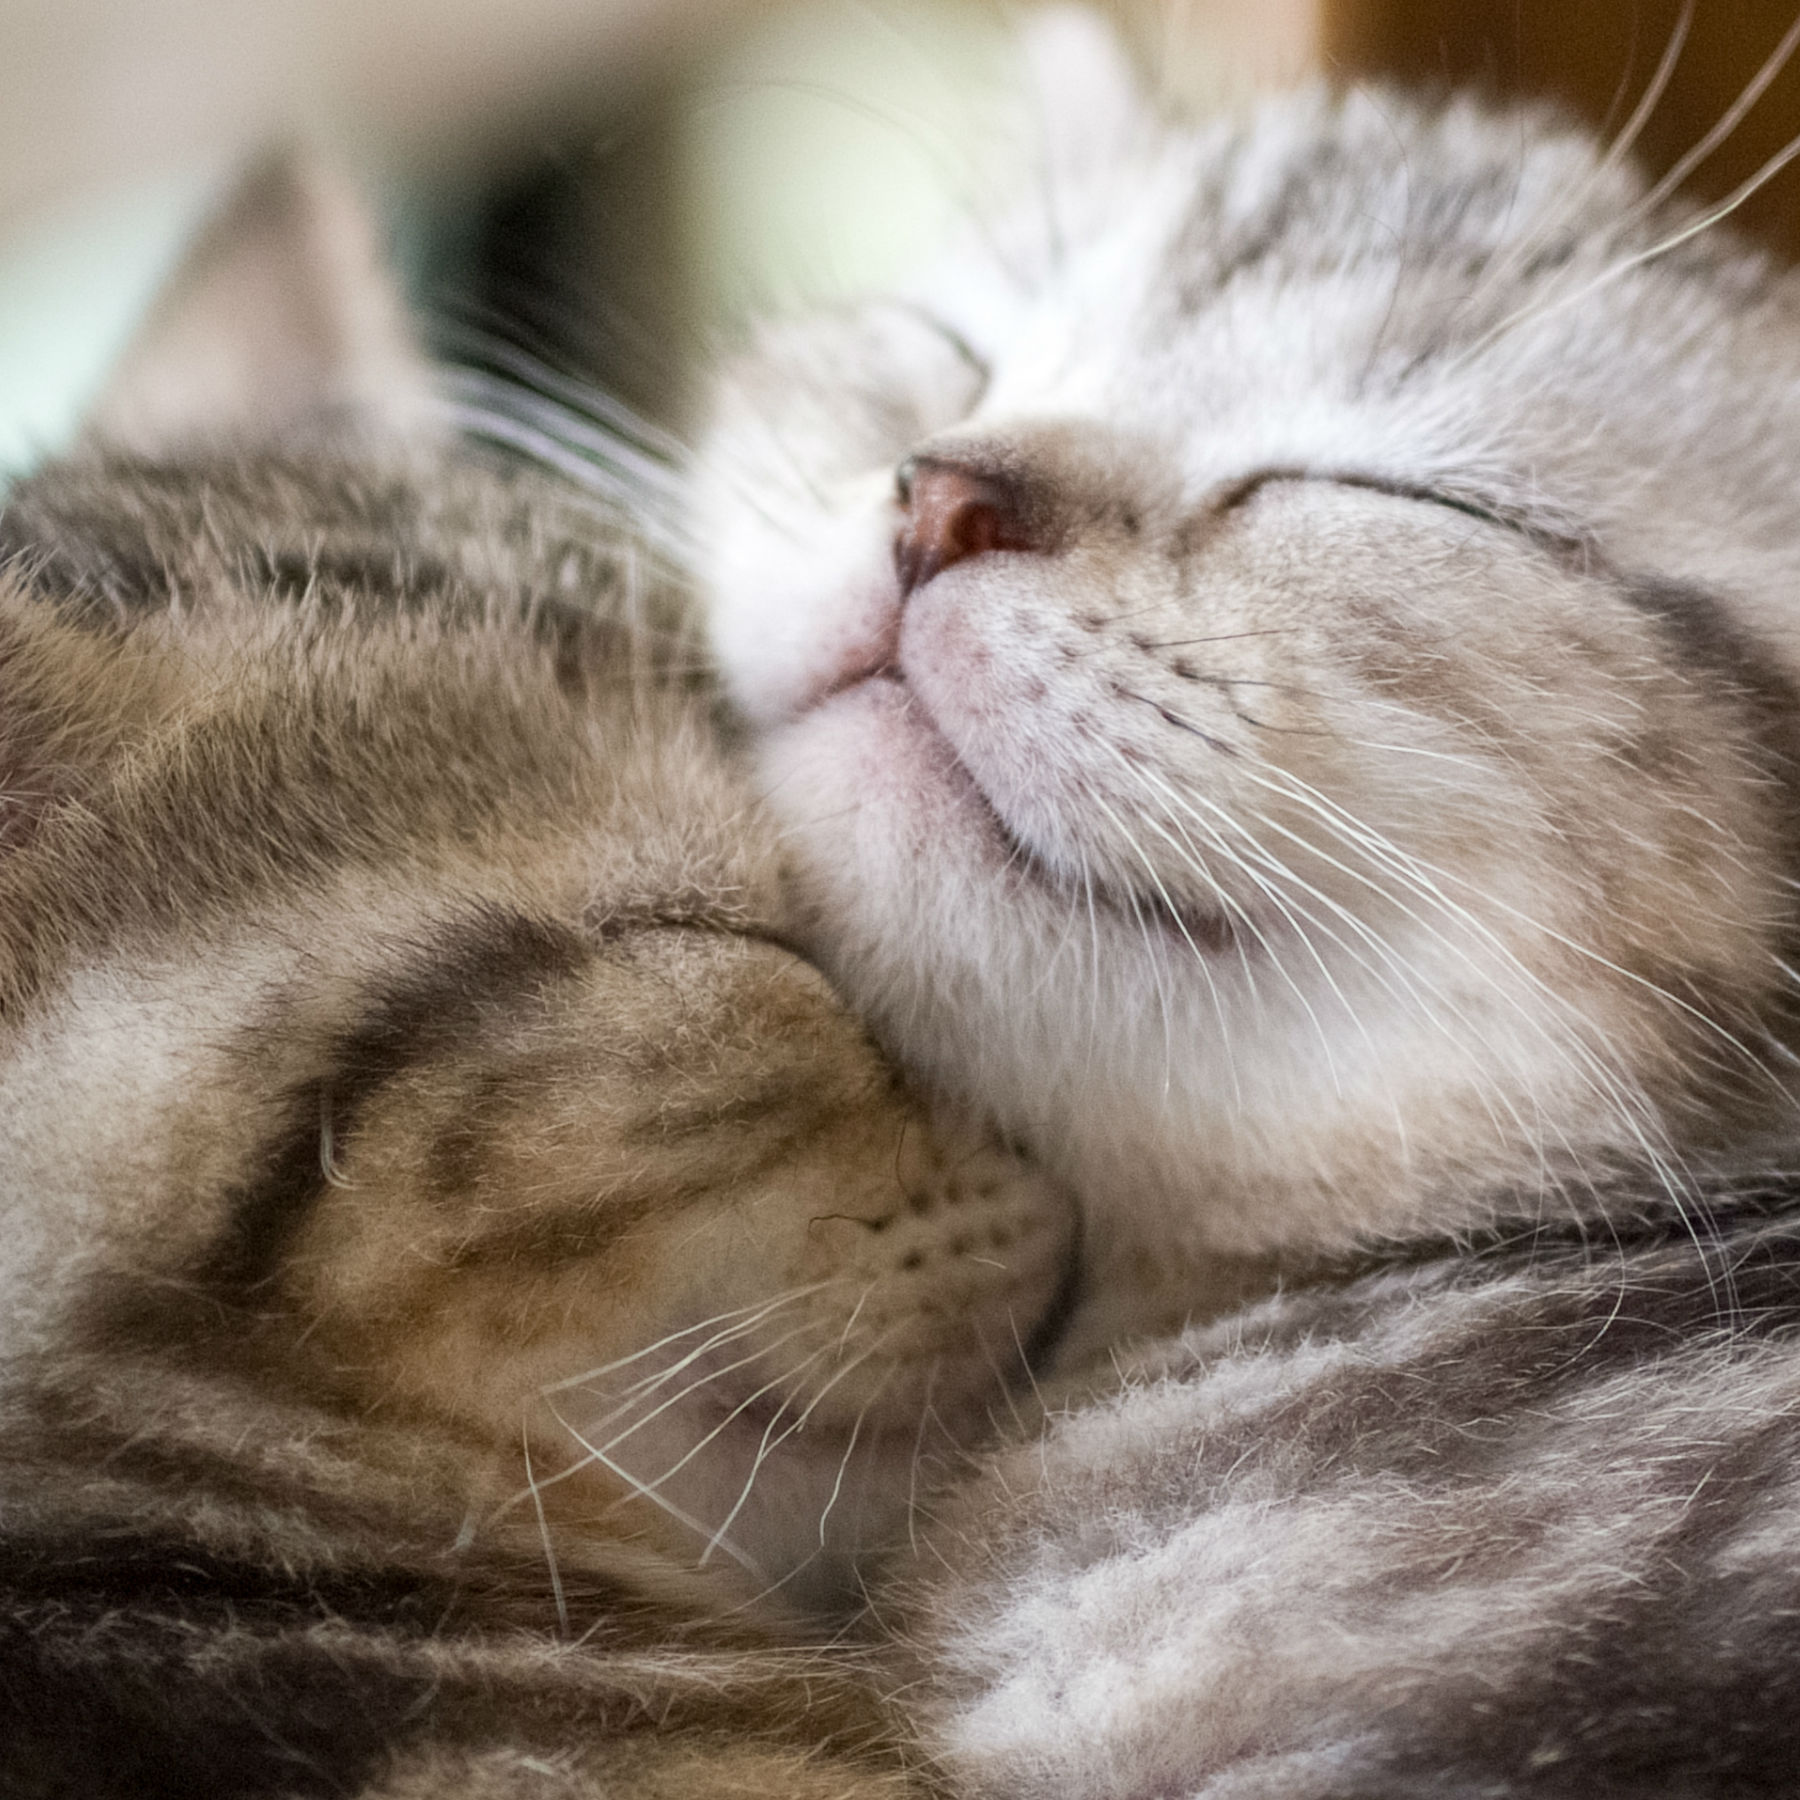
xmin=1327 ymin=0 xmax=1800 ymax=255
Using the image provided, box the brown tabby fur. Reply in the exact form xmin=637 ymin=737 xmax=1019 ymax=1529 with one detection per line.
xmin=0 ymin=161 xmax=1074 ymax=1799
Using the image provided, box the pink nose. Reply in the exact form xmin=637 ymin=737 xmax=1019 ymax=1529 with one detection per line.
xmin=894 ymin=457 xmax=1032 ymax=596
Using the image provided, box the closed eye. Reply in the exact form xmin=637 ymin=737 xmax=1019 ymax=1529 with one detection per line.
xmin=895 ymin=302 xmax=992 ymax=395
xmin=1323 ymin=474 xmax=1521 ymax=535
xmin=1221 ymin=467 xmax=1579 ymax=554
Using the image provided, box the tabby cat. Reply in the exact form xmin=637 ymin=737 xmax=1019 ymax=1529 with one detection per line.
xmin=0 ymin=156 xmax=1075 ymax=1798
xmin=696 ymin=10 xmax=1800 ymax=1793
xmin=698 ymin=9 xmax=1800 ymax=1345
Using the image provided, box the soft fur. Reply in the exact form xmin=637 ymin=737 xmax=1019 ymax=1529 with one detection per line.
xmin=696 ymin=11 xmax=1800 ymax=1794
xmin=881 ymin=1193 xmax=1800 ymax=1797
xmin=0 ymin=159 xmax=1075 ymax=1798
xmin=698 ymin=14 xmax=1800 ymax=1346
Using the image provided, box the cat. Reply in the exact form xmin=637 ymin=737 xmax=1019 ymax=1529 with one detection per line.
xmin=879 ymin=1191 xmax=1800 ymax=1798
xmin=0 ymin=154 xmax=1076 ymax=1799
xmin=695 ymin=8 xmax=1800 ymax=1350
xmin=693 ymin=8 xmax=1800 ymax=1791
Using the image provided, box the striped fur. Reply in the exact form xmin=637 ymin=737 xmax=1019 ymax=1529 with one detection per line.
xmin=696 ymin=13 xmax=1800 ymax=1793
xmin=0 ymin=163 xmax=1075 ymax=1799
xmin=882 ymin=1192 xmax=1800 ymax=1796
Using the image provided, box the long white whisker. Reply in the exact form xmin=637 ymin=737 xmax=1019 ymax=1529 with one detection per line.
xmin=1114 ymin=716 xmax=1691 ymax=1206
xmin=542 ymin=1283 xmax=838 ymax=1396
xmin=521 ymin=1423 xmax=570 ymax=1637
xmin=1635 ymin=8 xmax=1800 ymax=219
xmin=791 ymin=1327 xmax=903 ymax=1436
xmin=1083 ymin=782 xmax=1250 ymax=1097
xmin=506 ymin=1319 xmax=833 ymax=1513
xmin=1227 ymin=765 xmax=1718 ymax=1220
xmin=698 ymin=1358 xmax=836 ymax=1567
xmin=584 ymin=1320 xmax=829 ymax=1464
xmin=817 ymin=1367 xmax=895 ymax=1549
xmin=1459 ymin=115 xmax=1800 ymax=367
xmin=1463 ymin=4 xmax=1693 ymax=313
xmin=1252 ymin=757 xmax=1776 ymax=1088
xmin=1121 ymin=754 xmax=1549 ymax=1154
xmin=1098 ymin=758 xmax=1355 ymax=1091
xmin=544 ymin=1404 xmax=768 ymax=1580
xmin=906 ymin=1358 xmax=943 ymax=1557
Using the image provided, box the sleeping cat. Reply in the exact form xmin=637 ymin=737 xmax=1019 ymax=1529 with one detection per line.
xmin=694 ymin=9 xmax=1800 ymax=1793
xmin=880 ymin=1194 xmax=1800 ymax=1797
xmin=697 ymin=9 xmax=1800 ymax=1346
xmin=0 ymin=157 xmax=1075 ymax=1798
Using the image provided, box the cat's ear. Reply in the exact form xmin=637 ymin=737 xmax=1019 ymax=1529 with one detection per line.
xmin=1019 ymin=6 xmax=1146 ymax=180
xmin=84 ymin=150 xmax=436 ymax=456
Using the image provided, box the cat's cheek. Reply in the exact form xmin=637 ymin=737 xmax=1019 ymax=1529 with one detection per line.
xmin=756 ymin=680 xmax=1016 ymax=924
xmin=897 ymin=568 xmax=1100 ymax=856
xmin=706 ymin=489 xmax=899 ymax=725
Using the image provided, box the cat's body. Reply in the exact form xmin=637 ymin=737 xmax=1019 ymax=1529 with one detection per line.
xmin=0 ymin=162 xmax=1075 ymax=1799
xmin=694 ymin=13 xmax=1800 ymax=1793
xmin=884 ymin=1190 xmax=1800 ymax=1799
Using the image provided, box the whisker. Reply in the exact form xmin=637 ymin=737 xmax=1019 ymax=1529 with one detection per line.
xmin=1459 ymin=113 xmax=1800 ymax=367
xmin=817 ymin=1367 xmax=896 ymax=1549
xmin=699 ymin=1361 xmax=835 ymax=1566
xmin=1634 ymin=7 xmax=1800 ymax=220
xmin=581 ymin=1319 xmax=829 ymax=1465
xmin=906 ymin=1358 xmax=943 ymax=1557
xmin=1258 ymin=759 xmax=1777 ymax=1089
xmin=1098 ymin=754 xmax=1350 ymax=1091
xmin=541 ymin=1284 xmax=837 ymax=1396
xmin=521 ymin=1423 xmax=570 ymax=1638
xmin=438 ymin=333 xmax=688 ymax=461
xmin=543 ymin=1405 xmax=768 ymax=1581
xmin=791 ymin=1327 xmax=904 ymax=1437
xmin=504 ymin=1318 xmax=833 ymax=1512
xmin=1103 ymin=716 xmax=1707 ymax=1219
xmin=1461 ymin=4 xmax=1693 ymax=313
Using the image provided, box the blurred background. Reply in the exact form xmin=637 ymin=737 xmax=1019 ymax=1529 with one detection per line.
xmin=4 ymin=0 xmax=1800 ymax=471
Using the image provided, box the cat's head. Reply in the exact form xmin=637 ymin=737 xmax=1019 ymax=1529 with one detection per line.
xmin=697 ymin=10 xmax=1800 ymax=1334
xmin=0 ymin=157 xmax=1075 ymax=1615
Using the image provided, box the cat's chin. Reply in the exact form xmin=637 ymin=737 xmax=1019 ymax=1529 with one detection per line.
xmin=786 ymin=667 xmax=1239 ymax=957
xmin=782 ymin=668 xmax=1048 ymax=875
xmin=555 ymin=1336 xmax=1038 ymax=1615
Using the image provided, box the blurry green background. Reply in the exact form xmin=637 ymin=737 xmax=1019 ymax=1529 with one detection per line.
xmin=12 ymin=0 xmax=1796 ymax=475
xmin=0 ymin=0 xmax=1313 ymax=471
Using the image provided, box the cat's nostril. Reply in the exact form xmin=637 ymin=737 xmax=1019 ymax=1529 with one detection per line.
xmin=894 ymin=457 xmax=1034 ymax=597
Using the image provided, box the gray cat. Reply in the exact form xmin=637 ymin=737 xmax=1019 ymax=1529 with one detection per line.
xmin=696 ymin=11 xmax=1800 ymax=1793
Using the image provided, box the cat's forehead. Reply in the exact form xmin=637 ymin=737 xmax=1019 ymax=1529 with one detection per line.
xmin=1068 ymin=92 xmax=1627 ymax=303
xmin=905 ymin=87 xmax=1759 ymax=502
xmin=1179 ymin=93 xmax=1611 ymax=268
xmin=937 ymin=92 xmax=1641 ymax=376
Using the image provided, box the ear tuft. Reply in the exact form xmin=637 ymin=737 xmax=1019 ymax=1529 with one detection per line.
xmin=86 ymin=150 xmax=436 ymax=457
xmin=1019 ymin=5 xmax=1146 ymax=180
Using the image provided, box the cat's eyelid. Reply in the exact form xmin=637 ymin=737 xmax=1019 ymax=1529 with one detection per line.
xmin=1327 ymin=473 xmax=1518 ymax=533
xmin=891 ymin=301 xmax=991 ymax=388
xmin=1218 ymin=467 xmax=1580 ymax=555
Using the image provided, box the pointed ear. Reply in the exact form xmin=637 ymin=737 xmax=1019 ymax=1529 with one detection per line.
xmin=85 ymin=151 xmax=436 ymax=456
xmin=1020 ymin=6 xmax=1147 ymax=182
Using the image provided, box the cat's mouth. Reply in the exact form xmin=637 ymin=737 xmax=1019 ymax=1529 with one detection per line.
xmin=558 ymin=1323 xmax=1045 ymax=1609
xmin=818 ymin=663 xmax=1240 ymax=957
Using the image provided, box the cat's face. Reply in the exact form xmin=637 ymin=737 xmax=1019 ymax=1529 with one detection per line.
xmin=0 ymin=160 xmax=1074 ymax=1618
xmin=0 ymin=447 xmax=1075 ymax=1613
xmin=699 ymin=35 xmax=1800 ymax=1326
